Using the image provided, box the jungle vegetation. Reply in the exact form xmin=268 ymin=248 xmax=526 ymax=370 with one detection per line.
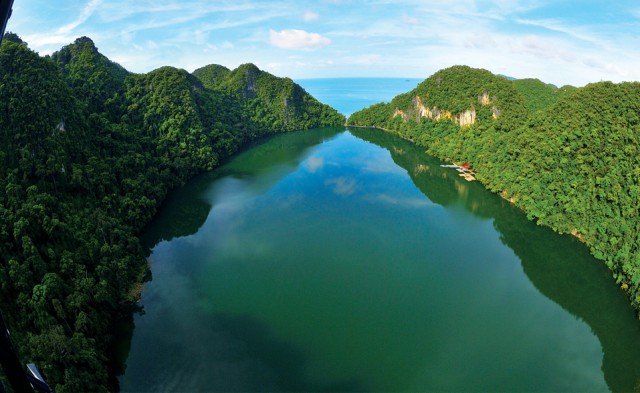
xmin=0 ymin=34 xmax=343 ymax=391
xmin=348 ymin=65 xmax=640 ymax=320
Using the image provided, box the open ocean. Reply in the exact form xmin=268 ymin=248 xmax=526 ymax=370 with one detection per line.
xmin=295 ymin=78 xmax=422 ymax=118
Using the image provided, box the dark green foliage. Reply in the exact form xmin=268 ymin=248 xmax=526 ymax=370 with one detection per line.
xmin=50 ymin=37 xmax=129 ymax=117
xmin=0 ymin=35 xmax=344 ymax=391
xmin=493 ymin=82 xmax=640 ymax=312
xmin=124 ymin=66 xmax=221 ymax=176
xmin=195 ymin=62 xmax=345 ymax=133
xmin=348 ymin=65 xmax=640 ymax=320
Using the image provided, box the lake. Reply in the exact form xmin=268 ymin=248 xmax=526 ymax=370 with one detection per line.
xmin=118 ymin=81 xmax=640 ymax=392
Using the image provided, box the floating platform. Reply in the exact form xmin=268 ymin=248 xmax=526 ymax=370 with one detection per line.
xmin=441 ymin=163 xmax=476 ymax=181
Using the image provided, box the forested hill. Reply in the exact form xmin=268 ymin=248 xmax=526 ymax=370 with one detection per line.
xmin=348 ymin=65 xmax=640 ymax=319
xmin=0 ymin=34 xmax=344 ymax=392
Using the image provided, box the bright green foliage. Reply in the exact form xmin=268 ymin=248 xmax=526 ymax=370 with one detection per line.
xmin=348 ymin=65 xmax=640 ymax=319
xmin=513 ymin=78 xmax=576 ymax=113
xmin=350 ymin=65 xmax=527 ymax=132
xmin=0 ymin=35 xmax=344 ymax=391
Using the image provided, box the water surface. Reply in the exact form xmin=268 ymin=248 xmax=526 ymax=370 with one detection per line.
xmin=120 ymin=127 xmax=640 ymax=392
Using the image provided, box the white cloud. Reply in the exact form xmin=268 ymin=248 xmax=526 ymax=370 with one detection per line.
xmin=21 ymin=33 xmax=77 ymax=50
xmin=581 ymin=57 xmax=626 ymax=78
xmin=366 ymin=193 xmax=432 ymax=208
xmin=363 ymin=160 xmax=405 ymax=174
xmin=269 ymin=29 xmax=331 ymax=50
xmin=306 ymin=156 xmax=325 ymax=173
xmin=303 ymin=10 xmax=320 ymax=22
xmin=325 ymin=177 xmax=357 ymax=196
xmin=195 ymin=30 xmax=209 ymax=45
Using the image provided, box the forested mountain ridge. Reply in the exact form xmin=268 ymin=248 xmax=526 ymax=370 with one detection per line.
xmin=194 ymin=62 xmax=344 ymax=132
xmin=51 ymin=36 xmax=129 ymax=117
xmin=0 ymin=35 xmax=344 ymax=391
xmin=348 ymin=65 xmax=640 ymax=318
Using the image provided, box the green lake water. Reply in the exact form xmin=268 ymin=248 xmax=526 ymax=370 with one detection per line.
xmin=119 ymin=127 xmax=640 ymax=392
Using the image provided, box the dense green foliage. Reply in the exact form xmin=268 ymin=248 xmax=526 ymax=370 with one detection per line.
xmin=348 ymin=65 xmax=640 ymax=319
xmin=0 ymin=35 xmax=344 ymax=391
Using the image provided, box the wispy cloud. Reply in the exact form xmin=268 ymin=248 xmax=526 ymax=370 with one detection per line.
xmin=97 ymin=1 xmax=267 ymax=23
xmin=515 ymin=35 xmax=576 ymax=62
xmin=346 ymin=54 xmax=383 ymax=65
xmin=303 ymin=10 xmax=320 ymax=22
xmin=196 ymin=12 xmax=285 ymax=35
xmin=57 ymin=0 xmax=103 ymax=34
xmin=516 ymin=18 xmax=607 ymax=47
xmin=8 ymin=0 xmax=640 ymax=85
xmin=270 ymin=29 xmax=331 ymax=50
xmin=401 ymin=13 xmax=418 ymax=25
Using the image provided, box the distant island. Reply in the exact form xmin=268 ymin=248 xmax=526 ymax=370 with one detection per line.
xmin=348 ymin=65 xmax=640 ymax=324
xmin=0 ymin=34 xmax=343 ymax=392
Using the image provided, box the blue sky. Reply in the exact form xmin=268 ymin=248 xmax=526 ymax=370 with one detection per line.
xmin=6 ymin=0 xmax=640 ymax=86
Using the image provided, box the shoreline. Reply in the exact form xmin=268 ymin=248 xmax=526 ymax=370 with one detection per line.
xmin=347 ymin=124 xmax=636 ymax=300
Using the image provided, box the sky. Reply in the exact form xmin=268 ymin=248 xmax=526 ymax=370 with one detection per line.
xmin=6 ymin=0 xmax=640 ymax=87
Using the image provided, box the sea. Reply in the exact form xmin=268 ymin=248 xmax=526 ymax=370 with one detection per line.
xmin=295 ymin=78 xmax=422 ymax=117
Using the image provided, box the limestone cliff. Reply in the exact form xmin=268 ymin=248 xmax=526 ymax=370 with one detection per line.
xmin=393 ymin=91 xmax=498 ymax=127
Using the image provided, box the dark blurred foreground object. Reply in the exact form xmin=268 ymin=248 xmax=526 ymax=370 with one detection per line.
xmin=0 ymin=0 xmax=12 ymax=38
xmin=0 ymin=1 xmax=54 ymax=392
xmin=1 ymin=313 xmax=53 ymax=392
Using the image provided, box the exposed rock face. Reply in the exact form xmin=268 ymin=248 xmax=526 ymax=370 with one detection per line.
xmin=458 ymin=109 xmax=476 ymax=127
xmin=245 ymin=72 xmax=256 ymax=98
xmin=393 ymin=108 xmax=407 ymax=120
xmin=393 ymin=92 xmax=499 ymax=127
xmin=283 ymin=96 xmax=290 ymax=125
xmin=479 ymin=92 xmax=492 ymax=105
xmin=413 ymin=96 xmax=453 ymax=121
